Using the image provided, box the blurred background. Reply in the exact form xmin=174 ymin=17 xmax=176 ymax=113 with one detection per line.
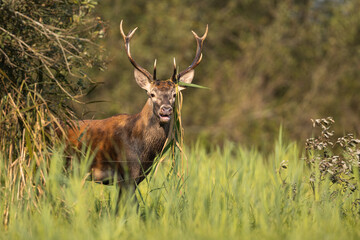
xmin=80 ymin=0 xmax=360 ymax=149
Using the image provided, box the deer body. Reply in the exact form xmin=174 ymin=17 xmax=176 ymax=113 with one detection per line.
xmin=67 ymin=95 xmax=170 ymax=185
xmin=65 ymin=21 xmax=207 ymax=190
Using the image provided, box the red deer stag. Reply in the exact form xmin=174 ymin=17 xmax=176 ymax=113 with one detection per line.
xmin=65 ymin=20 xmax=207 ymax=195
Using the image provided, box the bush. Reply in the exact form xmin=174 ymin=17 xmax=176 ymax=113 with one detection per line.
xmin=0 ymin=0 xmax=105 ymax=198
xmin=305 ymin=117 xmax=360 ymax=192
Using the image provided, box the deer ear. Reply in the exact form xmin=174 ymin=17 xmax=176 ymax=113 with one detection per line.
xmin=179 ymin=70 xmax=194 ymax=84
xmin=134 ymin=68 xmax=151 ymax=91
xmin=178 ymin=70 xmax=194 ymax=91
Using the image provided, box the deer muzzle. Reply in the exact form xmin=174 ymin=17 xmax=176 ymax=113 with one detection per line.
xmin=159 ymin=105 xmax=173 ymax=123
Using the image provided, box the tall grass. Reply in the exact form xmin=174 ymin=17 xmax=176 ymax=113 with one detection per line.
xmin=1 ymin=137 xmax=359 ymax=240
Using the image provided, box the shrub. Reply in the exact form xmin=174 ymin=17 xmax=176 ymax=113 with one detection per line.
xmin=305 ymin=117 xmax=360 ymax=191
xmin=0 ymin=0 xmax=105 ymax=199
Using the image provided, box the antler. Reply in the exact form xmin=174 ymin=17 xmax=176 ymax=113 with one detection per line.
xmin=120 ymin=20 xmax=153 ymax=80
xmin=177 ymin=25 xmax=208 ymax=81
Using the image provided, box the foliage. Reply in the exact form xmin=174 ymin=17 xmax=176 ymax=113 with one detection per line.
xmin=0 ymin=0 xmax=105 ymax=198
xmin=305 ymin=117 xmax=360 ymax=192
xmin=83 ymin=0 xmax=360 ymax=148
xmin=1 ymin=139 xmax=360 ymax=239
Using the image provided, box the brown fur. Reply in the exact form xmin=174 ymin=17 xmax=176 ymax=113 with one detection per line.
xmin=65 ymin=95 xmax=171 ymax=187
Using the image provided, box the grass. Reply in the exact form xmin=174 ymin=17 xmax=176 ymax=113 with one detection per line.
xmin=0 ymin=137 xmax=360 ymax=240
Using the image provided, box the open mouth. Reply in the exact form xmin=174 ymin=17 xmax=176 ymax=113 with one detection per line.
xmin=159 ymin=113 xmax=171 ymax=122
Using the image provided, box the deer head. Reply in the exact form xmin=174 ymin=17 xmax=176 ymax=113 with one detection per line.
xmin=120 ymin=20 xmax=208 ymax=123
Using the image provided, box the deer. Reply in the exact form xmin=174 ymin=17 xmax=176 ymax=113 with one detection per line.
xmin=64 ymin=20 xmax=208 ymax=202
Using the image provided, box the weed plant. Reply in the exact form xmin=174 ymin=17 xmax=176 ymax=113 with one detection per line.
xmin=1 ymin=135 xmax=359 ymax=240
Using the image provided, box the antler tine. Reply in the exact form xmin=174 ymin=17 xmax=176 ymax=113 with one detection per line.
xmin=153 ymin=59 xmax=157 ymax=80
xmin=120 ymin=20 xmax=153 ymax=80
xmin=172 ymin=57 xmax=177 ymax=81
xmin=177 ymin=24 xmax=208 ymax=80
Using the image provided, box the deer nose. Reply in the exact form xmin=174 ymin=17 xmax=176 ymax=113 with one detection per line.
xmin=160 ymin=105 xmax=173 ymax=114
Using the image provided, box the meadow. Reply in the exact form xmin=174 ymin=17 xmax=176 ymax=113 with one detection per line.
xmin=1 ymin=1 xmax=360 ymax=239
xmin=1 ymin=135 xmax=359 ymax=240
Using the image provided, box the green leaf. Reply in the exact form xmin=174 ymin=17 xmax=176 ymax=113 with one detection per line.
xmin=178 ymin=82 xmax=210 ymax=89
xmin=25 ymin=128 xmax=34 ymax=159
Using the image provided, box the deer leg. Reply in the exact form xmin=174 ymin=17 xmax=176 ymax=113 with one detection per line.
xmin=131 ymin=182 xmax=140 ymax=212
xmin=115 ymin=184 xmax=123 ymax=215
xmin=115 ymin=181 xmax=139 ymax=215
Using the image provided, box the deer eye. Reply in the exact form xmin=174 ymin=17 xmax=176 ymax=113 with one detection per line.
xmin=173 ymin=93 xmax=176 ymax=98
xmin=150 ymin=93 xmax=155 ymax=98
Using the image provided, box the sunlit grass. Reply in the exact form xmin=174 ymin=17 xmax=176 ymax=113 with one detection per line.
xmin=1 ymin=137 xmax=359 ymax=240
